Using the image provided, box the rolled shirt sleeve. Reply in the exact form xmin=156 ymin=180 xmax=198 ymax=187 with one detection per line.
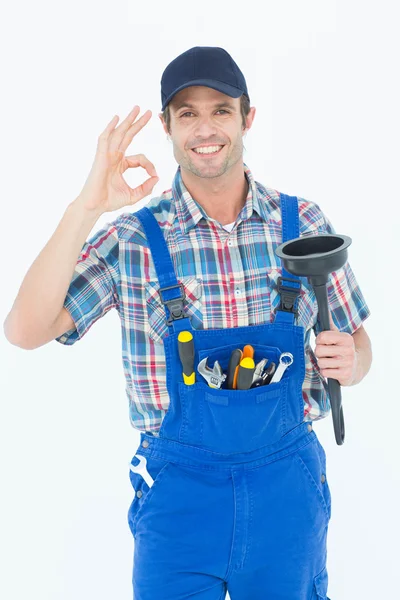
xmin=55 ymin=219 xmax=120 ymax=345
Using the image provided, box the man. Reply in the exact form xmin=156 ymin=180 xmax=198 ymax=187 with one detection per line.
xmin=5 ymin=47 xmax=372 ymax=599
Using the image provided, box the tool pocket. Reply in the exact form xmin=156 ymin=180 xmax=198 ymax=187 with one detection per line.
xmin=197 ymin=342 xmax=284 ymax=388
xmin=310 ymin=565 xmax=331 ymax=599
xmin=127 ymin=453 xmax=173 ymax=538
xmin=178 ymin=363 xmax=289 ymax=453
xmin=145 ymin=276 xmax=203 ymax=344
xmin=175 ymin=342 xmax=293 ymax=452
xmin=294 ymin=436 xmax=332 ymax=524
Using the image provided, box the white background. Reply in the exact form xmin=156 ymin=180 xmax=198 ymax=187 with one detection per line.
xmin=1 ymin=1 xmax=398 ymax=598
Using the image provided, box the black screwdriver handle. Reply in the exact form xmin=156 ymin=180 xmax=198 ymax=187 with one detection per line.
xmin=178 ymin=330 xmax=195 ymax=385
xmin=236 ymin=357 xmax=256 ymax=390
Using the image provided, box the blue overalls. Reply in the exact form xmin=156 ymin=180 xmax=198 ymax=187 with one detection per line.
xmin=127 ymin=194 xmax=332 ymax=600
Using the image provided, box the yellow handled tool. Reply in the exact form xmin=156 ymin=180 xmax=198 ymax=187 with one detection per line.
xmin=236 ymin=356 xmax=256 ymax=390
xmin=178 ymin=331 xmax=195 ymax=385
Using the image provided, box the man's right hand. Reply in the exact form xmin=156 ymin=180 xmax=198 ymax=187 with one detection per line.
xmin=78 ymin=106 xmax=159 ymax=214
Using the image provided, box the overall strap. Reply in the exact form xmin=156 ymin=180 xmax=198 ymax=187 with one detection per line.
xmin=133 ymin=207 xmax=193 ymax=334
xmin=273 ymin=193 xmax=302 ymax=325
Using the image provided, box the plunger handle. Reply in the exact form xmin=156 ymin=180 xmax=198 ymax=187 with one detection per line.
xmin=313 ymin=283 xmax=345 ymax=445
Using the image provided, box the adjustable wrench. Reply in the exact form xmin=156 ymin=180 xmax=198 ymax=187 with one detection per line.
xmin=130 ymin=454 xmax=154 ymax=488
xmin=197 ymin=357 xmax=227 ymax=388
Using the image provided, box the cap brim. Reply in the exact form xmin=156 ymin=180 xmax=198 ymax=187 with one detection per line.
xmin=161 ymin=79 xmax=245 ymax=111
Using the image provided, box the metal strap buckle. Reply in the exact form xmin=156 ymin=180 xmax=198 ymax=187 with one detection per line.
xmin=158 ymin=282 xmax=186 ymax=326
xmin=277 ymin=276 xmax=301 ymax=316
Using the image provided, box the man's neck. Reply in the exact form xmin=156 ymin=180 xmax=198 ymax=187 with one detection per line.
xmin=180 ymin=161 xmax=249 ymax=226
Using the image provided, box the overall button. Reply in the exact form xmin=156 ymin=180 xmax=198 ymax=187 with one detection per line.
xmin=142 ymin=440 xmax=150 ymax=448
xmin=321 ymin=474 xmax=326 ymax=483
xmin=307 ymin=424 xmax=313 ymax=432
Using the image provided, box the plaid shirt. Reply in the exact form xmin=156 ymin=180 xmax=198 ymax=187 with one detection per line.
xmin=56 ymin=162 xmax=371 ymax=434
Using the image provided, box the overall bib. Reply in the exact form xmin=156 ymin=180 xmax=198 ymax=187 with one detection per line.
xmin=127 ymin=194 xmax=332 ymax=600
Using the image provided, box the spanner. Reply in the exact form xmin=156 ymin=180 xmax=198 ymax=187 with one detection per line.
xmin=269 ymin=352 xmax=294 ymax=383
xmin=197 ymin=357 xmax=227 ymax=388
xmin=130 ymin=454 xmax=154 ymax=488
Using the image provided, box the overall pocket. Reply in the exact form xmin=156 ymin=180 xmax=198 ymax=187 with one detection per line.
xmin=178 ymin=374 xmax=288 ymax=453
xmin=197 ymin=342 xmax=286 ymax=389
xmin=127 ymin=453 xmax=173 ymax=538
xmin=294 ymin=436 xmax=332 ymax=523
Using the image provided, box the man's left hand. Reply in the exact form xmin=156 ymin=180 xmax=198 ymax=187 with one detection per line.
xmin=314 ymin=315 xmax=358 ymax=386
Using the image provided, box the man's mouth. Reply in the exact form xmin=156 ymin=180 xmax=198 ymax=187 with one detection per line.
xmin=191 ymin=145 xmax=225 ymax=157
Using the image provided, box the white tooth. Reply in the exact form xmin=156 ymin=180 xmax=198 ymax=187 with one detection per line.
xmin=194 ymin=145 xmax=222 ymax=154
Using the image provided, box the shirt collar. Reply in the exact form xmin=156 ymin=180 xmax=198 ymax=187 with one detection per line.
xmin=173 ymin=162 xmax=271 ymax=235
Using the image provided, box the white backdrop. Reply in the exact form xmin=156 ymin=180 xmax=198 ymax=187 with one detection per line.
xmin=1 ymin=1 xmax=398 ymax=598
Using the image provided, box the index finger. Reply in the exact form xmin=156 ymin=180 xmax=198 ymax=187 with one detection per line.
xmin=119 ymin=109 xmax=153 ymax=153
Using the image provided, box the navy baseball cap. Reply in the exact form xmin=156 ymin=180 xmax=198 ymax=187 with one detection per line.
xmin=160 ymin=46 xmax=250 ymax=111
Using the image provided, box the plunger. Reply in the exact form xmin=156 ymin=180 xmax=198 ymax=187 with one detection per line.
xmin=275 ymin=234 xmax=352 ymax=445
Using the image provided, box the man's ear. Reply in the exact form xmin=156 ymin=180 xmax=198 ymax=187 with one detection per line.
xmin=159 ymin=113 xmax=168 ymax=136
xmin=244 ymin=106 xmax=256 ymax=134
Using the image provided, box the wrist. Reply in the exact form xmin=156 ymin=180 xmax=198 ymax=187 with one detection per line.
xmin=69 ymin=196 xmax=104 ymax=219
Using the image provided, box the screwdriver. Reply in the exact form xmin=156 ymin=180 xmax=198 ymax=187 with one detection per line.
xmin=177 ymin=330 xmax=195 ymax=385
xmin=227 ymin=348 xmax=242 ymax=389
xmin=226 ymin=348 xmax=243 ymax=390
xmin=232 ymin=345 xmax=253 ymax=389
xmin=236 ymin=357 xmax=256 ymax=390
xmin=242 ymin=344 xmax=254 ymax=359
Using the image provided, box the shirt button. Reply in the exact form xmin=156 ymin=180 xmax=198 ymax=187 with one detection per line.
xmin=228 ymin=240 xmax=233 ymax=246
xmin=307 ymin=424 xmax=313 ymax=432
xmin=142 ymin=440 xmax=149 ymax=448
xmin=235 ymin=288 xmax=241 ymax=296
xmin=137 ymin=490 xmax=143 ymax=498
xmin=321 ymin=474 xmax=326 ymax=484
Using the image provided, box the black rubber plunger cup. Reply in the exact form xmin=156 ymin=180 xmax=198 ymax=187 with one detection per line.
xmin=275 ymin=234 xmax=352 ymax=445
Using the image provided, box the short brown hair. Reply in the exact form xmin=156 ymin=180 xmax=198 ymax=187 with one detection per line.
xmin=161 ymin=94 xmax=251 ymax=134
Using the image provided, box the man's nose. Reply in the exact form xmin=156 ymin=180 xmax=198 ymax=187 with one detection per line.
xmin=193 ymin=116 xmax=219 ymax=136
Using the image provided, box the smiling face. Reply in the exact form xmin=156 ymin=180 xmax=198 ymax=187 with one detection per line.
xmin=160 ymin=86 xmax=255 ymax=180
